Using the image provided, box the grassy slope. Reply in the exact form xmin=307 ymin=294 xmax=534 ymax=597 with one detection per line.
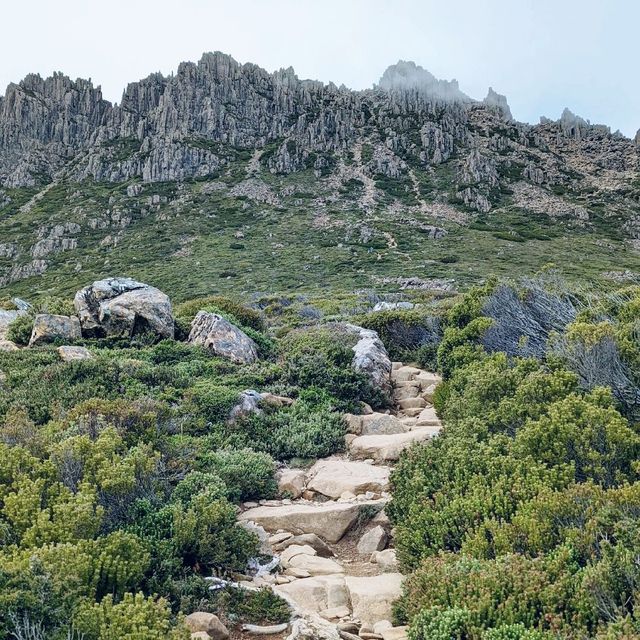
xmin=0 ymin=154 xmax=637 ymax=302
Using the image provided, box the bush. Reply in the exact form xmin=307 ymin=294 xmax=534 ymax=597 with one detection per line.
xmin=281 ymin=326 xmax=385 ymax=410
xmin=172 ymin=471 xmax=228 ymax=504
xmin=408 ymin=606 xmax=470 ymax=640
xmin=6 ymin=315 xmax=34 ymax=346
xmin=171 ymin=494 xmax=257 ymax=572
xmin=74 ymin=592 xmax=189 ymax=640
xmin=214 ymin=587 xmax=290 ymax=625
xmin=357 ymin=310 xmax=442 ymax=362
xmin=199 ymin=449 xmax=277 ymax=502
xmin=175 ymin=296 xmax=265 ymax=332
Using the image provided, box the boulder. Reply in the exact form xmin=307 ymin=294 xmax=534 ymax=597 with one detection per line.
xmin=357 ymin=526 xmax=388 ymax=554
xmin=188 ymin=311 xmax=258 ymax=364
xmin=277 ymin=468 xmax=306 ymax=499
xmin=307 ymin=459 xmax=390 ymax=499
xmin=57 ymin=345 xmax=93 ymax=361
xmin=349 ymin=428 xmax=439 ymax=461
xmin=184 ymin=612 xmax=229 ymax=640
xmin=415 ymin=406 xmax=441 ymax=427
xmin=381 ymin=627 xmax=408 ymax=640
xmin=345 ymin=574 xmax=404 ymax=627
xmin=275 ymin=575 xmax=350 ymax=614
xmin=288 ymin=554 xmax=344 ymax=576
xmin=280 ymin=544 xmax=318 ymax=567
xmin=74 ymin=278 xmax=174 ymax=339
xmin=346 ymin=324 xmax=392 ymax=398
xmin=391 ymin=366 xmax=421 ymax=383
xmin=29 ymin=314 xmax=81 ymax=346
xmin=396 ymin=397 xmax=426 ymax=411
xmin=240 ymin=501 xmax=383 ymax=543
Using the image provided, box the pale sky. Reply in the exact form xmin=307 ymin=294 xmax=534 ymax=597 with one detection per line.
xmin=1 ymin=0 xmax=638 ymax=137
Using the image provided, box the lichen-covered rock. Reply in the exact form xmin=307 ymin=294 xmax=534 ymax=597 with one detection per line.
xmin=188 ymin=311 xmax=258 ymax=364
xmin=346 ymin=324 xmax=392 ymax=399
xmin=73 ymin=277 xmax=174 ymax=339
xmin=29 ymin=314 xmax=81 ymax=346
xmin=57 ymin=345 xmax=93 ymax=361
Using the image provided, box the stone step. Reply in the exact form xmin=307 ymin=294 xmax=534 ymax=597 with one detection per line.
xmin=240 ymin=500 xmax=385 ymax=543
xmin=349 ymin=427 xmax=440 ymax=462
xmin=390 ymin=365 xmax=422 ymax=383
xmin=415 ymin=406 xmax=442 ymax=427
xmin=306 ymin=458 xmax=391 ymax=499
xmin=346 ymin=412 xmax=407 ymax=436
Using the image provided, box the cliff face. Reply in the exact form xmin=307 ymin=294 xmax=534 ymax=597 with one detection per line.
xmin=1 ymin=52 xmax=636 ymax=189
xmin=0 ymin=52 xmax=638 ymax=296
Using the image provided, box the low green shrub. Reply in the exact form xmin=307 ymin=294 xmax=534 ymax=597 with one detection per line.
xmin=198 ymin=449 xmax=277 ymax=502
xmin=215 ymin=587 xmax=290 ymax=625
xmin=6 ymin=315 xmax=34 ymax=346
xmin=175 ymin=296 xmax=265 ymax=332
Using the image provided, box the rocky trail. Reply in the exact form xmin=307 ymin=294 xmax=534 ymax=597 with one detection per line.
xmin=232 ymin=364 xmax=442 ymax=640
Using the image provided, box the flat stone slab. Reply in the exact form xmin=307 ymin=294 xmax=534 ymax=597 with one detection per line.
xmin=307 ymin=459 xmax=391 ymax=499
xmin=349 ymin=427 xmax=439 ymax=461
xmin=415 ymin=406 xmax=442 ymax=427
xmin=240 ymin=501 xmax=383 ymax=543
xmin=57 ymin=345 xmax=93 ymax=361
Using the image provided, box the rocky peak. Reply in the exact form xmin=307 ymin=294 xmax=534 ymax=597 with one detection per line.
xmin=483 ymin=87 xmax=512 ymax=120
xmin=377 ymin=61 xmax=470 ymax=102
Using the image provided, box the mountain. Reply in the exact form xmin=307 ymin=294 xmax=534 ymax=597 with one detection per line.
xmin=0 ymin=52 xmax=638 ymax=299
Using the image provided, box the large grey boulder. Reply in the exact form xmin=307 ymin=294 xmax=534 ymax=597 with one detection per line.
xmin=188 ymin=311 xmax=258 ymax=364
xmin=74 ymin=278 xmax=174 ymax=339
xmin=29 ymin=314 xmax=81 ymax=346
xmin=346 ymin=324 xmax=392 ymax=399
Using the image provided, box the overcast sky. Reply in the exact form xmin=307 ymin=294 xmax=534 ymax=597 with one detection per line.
xmin=1 ymin=0 xmax=638 ymax=136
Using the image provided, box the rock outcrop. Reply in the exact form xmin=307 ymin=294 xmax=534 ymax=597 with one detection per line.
xmin=29 ymin=313 xmax=81 ymax=346
xmin=188 ymin=311 xmax=258 ymax=364
xmin=74 ymin=278 xmax=174 ymax=339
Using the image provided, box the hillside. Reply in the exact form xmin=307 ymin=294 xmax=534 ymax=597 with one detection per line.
xmin=0 ymin=52 xmax=639 ymax=300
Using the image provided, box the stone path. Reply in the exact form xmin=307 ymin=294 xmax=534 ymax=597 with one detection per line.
xmin=236 ymin=363 xmax=442 ymax=640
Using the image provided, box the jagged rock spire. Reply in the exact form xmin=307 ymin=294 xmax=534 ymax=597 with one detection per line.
xmin=483 ymin=87 xmax=512 ymax=120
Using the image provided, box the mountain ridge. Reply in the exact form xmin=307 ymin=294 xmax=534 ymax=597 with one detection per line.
xmin=0 ymin=51 xmax=638 ymax=298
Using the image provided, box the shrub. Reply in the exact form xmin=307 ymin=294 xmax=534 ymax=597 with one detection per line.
xmin=74 ymin=592 xmax=189 ymax=640
xmin=408 ymin=606 xmax=471 ymax=640
xmin=171 ymin=494 xmax=257 ymax=572
xmin=357 ymin=310 xmax=442 ymax=362
xmin=172 ymin=471 xmax=228 ymax=504
xmin=175 ymin=296 xmax=265 ymax=332
xmin=513 ymin=388 xmax=640 ymax=487
xmin=199 ymin=449 xmax=277 ymax=502
xmin=281 ymin=326 xmax=385 ymax=410
xmin=6 ymin=315 xmax=34 ymax=346
xmin=214 ymin=587 xmax=290 ymax=625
